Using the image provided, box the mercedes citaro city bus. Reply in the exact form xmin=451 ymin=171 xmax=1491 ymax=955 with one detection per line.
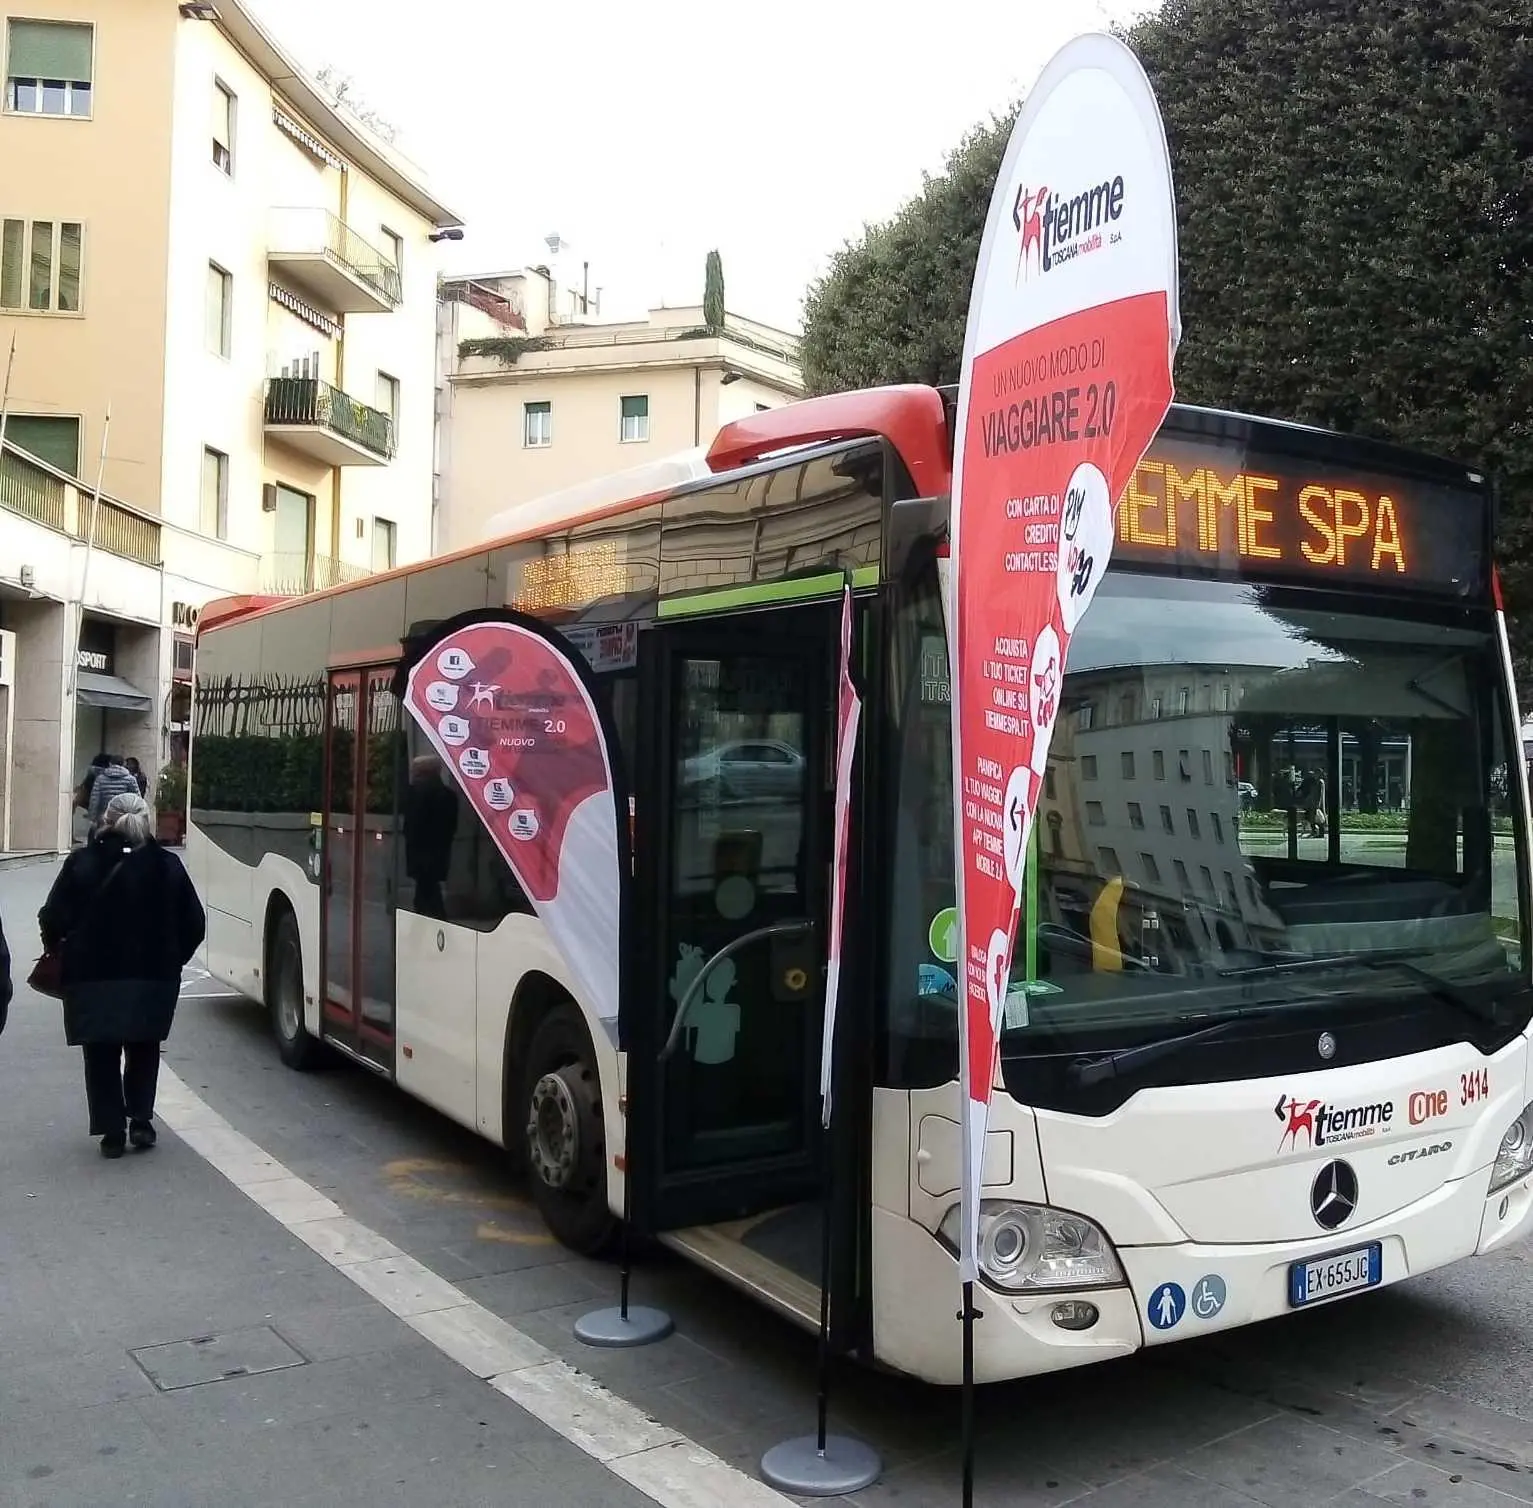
xmin=188 ymin=383 xmax=1533 ymax=1384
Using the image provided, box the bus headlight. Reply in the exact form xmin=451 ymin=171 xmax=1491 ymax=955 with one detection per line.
xmin=938 ymin=1201 xmax=1123 ymax=1291
xmin=1490 ymin=1101 xmax=1533 ymax=1193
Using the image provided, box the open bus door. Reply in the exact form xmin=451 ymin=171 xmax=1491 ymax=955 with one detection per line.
xmin=320 ymin=664 xmax=399 ymax=1073
xmin=626 ymin=599 xmax=861 ymax=1330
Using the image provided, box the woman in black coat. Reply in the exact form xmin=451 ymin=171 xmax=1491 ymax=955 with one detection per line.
xmin=39 ymin=792 xmax=206 ymax=1157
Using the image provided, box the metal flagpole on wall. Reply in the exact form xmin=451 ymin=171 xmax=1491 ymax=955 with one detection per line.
xmin=0 ymin=331 xmax=16 ymax=452
xmin=64 ymin=403 xmax=112 ymax=814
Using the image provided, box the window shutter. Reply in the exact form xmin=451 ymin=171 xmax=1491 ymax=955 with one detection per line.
xmin=7 ymin=20 xmax=93 ymax=83
xmin=7 ymin=416 xmax=81 ymax=475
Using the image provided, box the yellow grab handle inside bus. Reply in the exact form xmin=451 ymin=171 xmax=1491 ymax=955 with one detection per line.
xmin=1090 ymin=876 xmax=1126 ymax=973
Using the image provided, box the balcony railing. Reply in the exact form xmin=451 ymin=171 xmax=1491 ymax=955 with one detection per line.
xmin=264 ymin=376 xmax=396 ymax=463
xmin=0 ymin=443 xmax=163 ymax=567
xmin=0 ymin=445 xmax=66 ymax=530
xmin=440 ymin=278 xmax=526 ymax=330
xmin=259 ymin=552 xmax=371 ymax=596
xmin=268 ymin=207 xmax=402 ymax=313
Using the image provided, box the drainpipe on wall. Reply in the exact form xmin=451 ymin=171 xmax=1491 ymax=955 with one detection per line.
xmin=693 ymin=367 xmax=701 ymax=446
xmin=332 ymin=167 xmax=349 ymax=569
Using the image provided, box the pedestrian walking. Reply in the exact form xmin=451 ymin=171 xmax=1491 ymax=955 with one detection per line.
xmin=86 ymin=755 xmax=140 ymax=832
xmin=124 ymin=756 xmax=149 ymax=799
xmin=38 ymin=793 xmax=206 ymax=1158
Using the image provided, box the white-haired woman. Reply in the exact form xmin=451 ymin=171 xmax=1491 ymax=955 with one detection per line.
xmin=39 ymin=792 xmax=206 ymax=1157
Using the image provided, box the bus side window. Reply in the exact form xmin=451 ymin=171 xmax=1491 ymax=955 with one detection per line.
xmin=400 ymin=724 xmax=533 ymax=929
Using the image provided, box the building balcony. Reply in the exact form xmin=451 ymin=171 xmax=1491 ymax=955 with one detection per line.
xmin=258 ymin=552 xmax=371 ymax=596
xmin=263 ymin=377 xmax=396 ymax=467
xmin=0 ymin=444 xmax=162 ymax=566
xmin=268 ymin=208 xmax=402 ymax=314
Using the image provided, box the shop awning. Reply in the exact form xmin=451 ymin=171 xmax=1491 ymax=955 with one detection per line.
xmin=77 ymin=672 xmax=153 ymax=713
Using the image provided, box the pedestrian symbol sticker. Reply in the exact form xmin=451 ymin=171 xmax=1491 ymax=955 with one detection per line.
xmin=928 ymin=907 xmax=959 ymax=963
xmin=1147 ymin=1281 xmax=1185 ymax=1331
xmin=1191 ymin=1274 xmax=1226 ymax=1321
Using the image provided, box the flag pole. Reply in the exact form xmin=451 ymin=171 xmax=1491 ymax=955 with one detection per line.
xmin=961 ymin=1278 xmax=980 ymax=1507
xmin=0 ymin=331 xmax=16 ymax=452
xmin=759 ymin=580 xmax=880 ymax=1498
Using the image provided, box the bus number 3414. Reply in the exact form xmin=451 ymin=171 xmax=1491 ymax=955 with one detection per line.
xmin=1461 ymin=1068 xmax=1490 ymax=1106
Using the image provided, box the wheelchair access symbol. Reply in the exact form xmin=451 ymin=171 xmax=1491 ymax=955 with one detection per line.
xmin=1191 ymin=1274 xmax=1227 ymax=1321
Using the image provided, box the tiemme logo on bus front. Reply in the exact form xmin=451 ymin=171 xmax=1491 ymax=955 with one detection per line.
xmin=1276 ymin=1093 xmax=1394 ymax=1153
xmin=1013 ymin=174 xmax=1125 ymax=281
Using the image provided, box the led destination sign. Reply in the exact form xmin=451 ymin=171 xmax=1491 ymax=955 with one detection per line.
xmin=1101 ymin=435 xmax=1487 ymax=595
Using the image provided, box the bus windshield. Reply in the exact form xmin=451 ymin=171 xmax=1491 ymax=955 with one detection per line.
xmin=887 ymin=561 xmax=1530 ymax=1089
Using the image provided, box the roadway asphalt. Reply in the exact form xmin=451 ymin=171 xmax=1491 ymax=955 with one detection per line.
xmin=3 ymin=854 xmax=1532 ymax=1507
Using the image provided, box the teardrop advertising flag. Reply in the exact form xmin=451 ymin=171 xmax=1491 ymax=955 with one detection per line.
xmin=818 ymin=583 xmax=862 ymax=1129
xmin=948 ymin=34 xmax=1181 ymax=1283
xmin=402 ymin=617 xmax=624 ymax=1026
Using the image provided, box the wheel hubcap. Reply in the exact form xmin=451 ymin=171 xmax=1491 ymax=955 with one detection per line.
xmin=528 ymin=1070 xmax=583 ymax=1190
xmin=277 ymin=945 xmax=301 ymax=1039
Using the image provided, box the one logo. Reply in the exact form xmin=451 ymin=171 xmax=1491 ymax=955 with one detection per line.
xmin=1191 ymin=1274 xmax=1226 ymax=1321
xmin=1012 ymin=173 xmax=1126 ymax=281
xmin=1408 ymin=1088 xmax=1449 ymax=1125
xmin=1317 ymin=1031 xmax=1337 ymax=1060
xmin=1275 ymin=1093 xmax=1393 ymax=1152
xmin=1387 ymin=1140 xmax=1452 ymax=1167
xmin=1146 ymin=1281 xmax=1185 ymax=1331
xmin=1310 ymin=1160 xmax=1358 ymax=1230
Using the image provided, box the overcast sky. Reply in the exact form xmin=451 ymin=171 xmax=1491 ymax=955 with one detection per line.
xmin=246 ymin=0 xmax=1147 ymax=331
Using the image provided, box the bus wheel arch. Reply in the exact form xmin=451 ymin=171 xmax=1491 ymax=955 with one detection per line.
xmin=508 ymin=982 xmax=617 ymax=1256
xmin=264 ymin=894 xmax=324 ymax=1071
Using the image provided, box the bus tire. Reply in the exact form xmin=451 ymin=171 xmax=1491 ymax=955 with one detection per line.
xmin=520 ymin=1003 xmax=617 ymax=1256
xmin=268 ymin=908 xmax=324 ymax=1071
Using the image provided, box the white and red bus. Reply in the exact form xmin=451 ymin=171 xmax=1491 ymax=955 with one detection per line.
xmin=189 ymin=384 xmax=1533 ymax=1384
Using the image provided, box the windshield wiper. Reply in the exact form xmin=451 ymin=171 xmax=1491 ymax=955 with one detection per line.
xmin=1068 ymin=1007 xmax=1287 ymax=1089
xmin=1219 ymin=951 xmax=1503 ymax=1026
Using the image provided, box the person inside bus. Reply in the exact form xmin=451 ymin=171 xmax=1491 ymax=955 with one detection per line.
xmin=403 ymin=754 xmax=458 ymax=920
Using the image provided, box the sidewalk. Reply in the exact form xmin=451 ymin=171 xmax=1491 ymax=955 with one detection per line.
xmin=0 ymin=868 xmax=656 ymax=1507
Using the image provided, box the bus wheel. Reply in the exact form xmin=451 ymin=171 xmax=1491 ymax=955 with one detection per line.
xmin=268 ymin=909 xmax=324 ymax=1071
xmin=521 ymin=1004 xmax=616 ymax=1256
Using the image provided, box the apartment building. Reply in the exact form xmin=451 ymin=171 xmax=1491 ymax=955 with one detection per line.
xmin=435 ymin=269 xmax=803 ymax=552
xmin=0 ymin=0 xmax=460 ymax=850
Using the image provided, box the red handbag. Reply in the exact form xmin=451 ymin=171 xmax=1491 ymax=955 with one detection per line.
xmin=27 ymin=950 xmax=62 ymax=999
xmin=31 ymin=854 xmax=127 ymax=1001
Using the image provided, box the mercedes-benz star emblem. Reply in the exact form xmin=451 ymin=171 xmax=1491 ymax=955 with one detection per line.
xmin=1311 ymin=1160 xmax=1358 ymax=1231
xmin=1317 ymin=1031 xmax=1338 ymax=1061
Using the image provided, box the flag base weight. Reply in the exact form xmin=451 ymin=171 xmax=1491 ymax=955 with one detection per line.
xmin=760 ymin=1435 xmax=881 ymax=1497
xmin=573 ymin=1304 xmax=674 ymax=1349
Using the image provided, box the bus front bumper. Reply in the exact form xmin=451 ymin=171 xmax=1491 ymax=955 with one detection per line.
xmin=870 ymin=1166 xmax=1533 ymax=1386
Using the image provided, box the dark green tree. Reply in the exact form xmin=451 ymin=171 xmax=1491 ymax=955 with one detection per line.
xmin=704 ymin=249 xmax=726 ymax=330
xmin=801 ymin=119 xmax=1009 ymax=395
xmin=801 ymin=1 xmax=1533 ymax=670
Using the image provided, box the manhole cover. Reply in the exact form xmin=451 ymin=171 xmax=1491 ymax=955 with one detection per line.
xmin=130 ymin=1326 xmax=306 ymax=1391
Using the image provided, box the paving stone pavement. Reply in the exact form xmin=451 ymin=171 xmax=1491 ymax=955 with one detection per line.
xmin=5 ymin=855 xmax=1533 ymax=1506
